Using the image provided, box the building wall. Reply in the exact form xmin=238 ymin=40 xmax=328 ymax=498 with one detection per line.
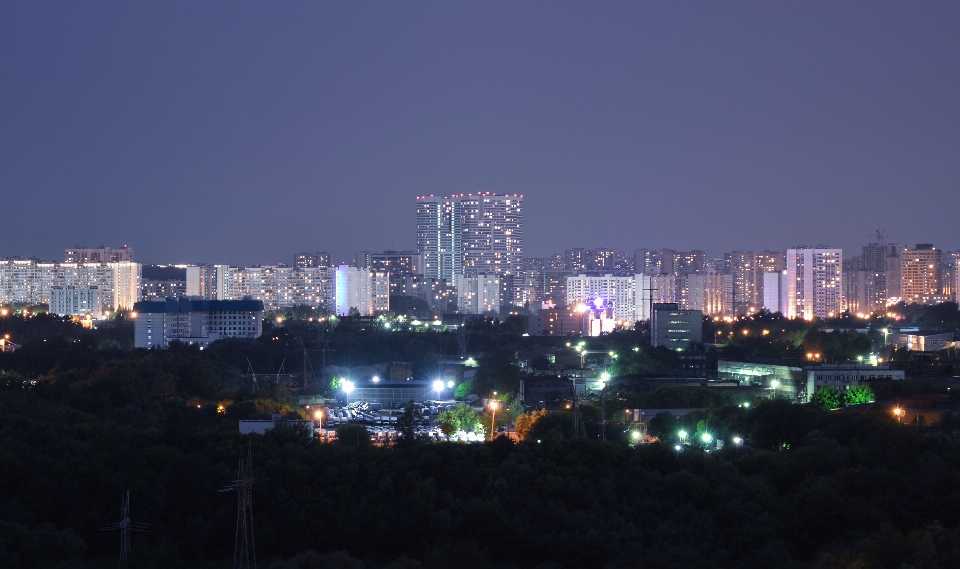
xmin=134 ymin=298 xmax=263 ymax=349
xmin=457 ymin=273 xmax=500 ymax=315
xmin=565 ymin=274 xmax=636 ymax=323
xmin=900 ymin=245 xmax=942 ymax=304
xmin=0 ymin=260 xmax=140 ymax=312
xmin=651 ymin=306 xmax=703 ymax=349
xmin=786 ymin=248 xmax=842 ymax=320
xmin=49 ymin=286 xmax=102 ymax=317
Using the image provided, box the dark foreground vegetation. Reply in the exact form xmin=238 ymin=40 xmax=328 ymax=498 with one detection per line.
xmin=1 ymin=307 xmax=960 ymax=568
xmin=3 ymin=381 xmax=960 ymax=567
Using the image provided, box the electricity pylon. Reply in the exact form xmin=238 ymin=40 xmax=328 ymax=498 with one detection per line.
xmin=99 ymin=490 xmax=148 ymax=567
xmin=222 ymin=443 xmax=256 ymax=569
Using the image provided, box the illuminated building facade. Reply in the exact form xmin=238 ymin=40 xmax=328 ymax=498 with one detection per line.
xmin=565 ymin=274 xmax=636 ymax=323
xmin=335 ymin=265 xmax=388 ymax=316
xmin=457 ymin=273 xmax=501 ymax=315
xmin=65 ymin=245 xmax=133 ymax=263
xmin=900 ymin=244 xmax=943 ymax=304
xmin=785 ymin=248 xmax=843 ymax=320
xmin=416 ymin=193 xmax=523 ymax=304
xmin=49 ymin=286 xmax=102 ymax=317
xmin=0 ymin=259 xmax=140 ymax=312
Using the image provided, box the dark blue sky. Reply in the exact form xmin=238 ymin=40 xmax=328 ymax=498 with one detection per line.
xmin=2 ymin=1 xmax=958 ymax=265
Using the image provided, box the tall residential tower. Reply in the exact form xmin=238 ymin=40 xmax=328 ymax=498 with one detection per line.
xmin=416 ymin=193 xmax=523 ymax=306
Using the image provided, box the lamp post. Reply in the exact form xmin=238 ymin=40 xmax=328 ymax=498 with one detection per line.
xmin=894 ymin=406 xmax=902 ymax=424
xmin=488 ymin=399 xmax=500 ymax=441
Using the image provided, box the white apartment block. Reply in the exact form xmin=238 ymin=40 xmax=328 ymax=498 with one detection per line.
xmin=0 ymin=260 xmax=140 ymax=312
xmin=785 ymin=248 xmax=843 ymax=320
xmin=636 ymin=275 xmax=683 ymax=321
xmin=566 ymin=274 xmax=637 ymax=323
xmin=335 ymin=265 xmax=388 ymax=316
xmin=49 ymin=286 xmax=103 ymax=317
xmin=686 ymin=273 xmax=733 ymax=316
xmin=186 ymin=265 xmax=335 ymax=310
xmin=763 ymin=271 xmax=788 ymax=314
xmin=457 ymin=273 xmax=501 ymax=315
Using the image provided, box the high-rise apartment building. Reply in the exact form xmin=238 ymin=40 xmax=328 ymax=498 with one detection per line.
xmin=900 ymin=244 xmax=942 ymax=304
xmin=0 ymin=259 xmax=140 ymax=312
xmin=785 ymin=248 xmax=843 ymax=320
xmin=565 ymin=274 xmax=637 ymax=323
xmin=416 ymin=193 xmax=523 ymax=304
xmin=294 ymin=252 xmax=331 ymax=268
xmin=65 ymin=245 xmax=133 ymax=264
xmin=457 ymin=273 xmax=501 ymax=315
xmin=335 ymin=265 xmax=388 ymax=316
xmin=727 ymin=251 xmax=758 ymax=314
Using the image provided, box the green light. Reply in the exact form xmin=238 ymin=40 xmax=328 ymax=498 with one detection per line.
xmin=678 ymin=430 xmax=687 ymax=440
xmin=701 ymin=433 xmax=713 ymax=444
xmin=631 ymin=431 xmax=641 ymax=440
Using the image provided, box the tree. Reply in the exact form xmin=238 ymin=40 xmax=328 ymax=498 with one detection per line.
xmin=844 ymin=385 xmax=875 ymax=406
xmin=811 ymin=386 xmax=842 ymax=410
xmin=335 ymin=423 xmax=372 ymax=447
xmin=646 ymin=411 xmax=679 ymax=442
xmin=514 ymin=408 xmax=548 ymax=440
xmin=396 ymin=400 xmax=422 ymax=446
xmin=437 ymin=403 xmax=482 ymax=436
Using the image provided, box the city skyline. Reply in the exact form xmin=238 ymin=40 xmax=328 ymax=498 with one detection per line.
xmin=2 ymin=2 xmax=959 ymax=266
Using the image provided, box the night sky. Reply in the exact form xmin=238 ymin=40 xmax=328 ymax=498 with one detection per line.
xmin=2 ymin=1 xmax=958 ymax=266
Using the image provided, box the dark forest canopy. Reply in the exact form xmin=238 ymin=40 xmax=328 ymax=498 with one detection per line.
xmin=0 ymin=305 xmax=959 ymax=567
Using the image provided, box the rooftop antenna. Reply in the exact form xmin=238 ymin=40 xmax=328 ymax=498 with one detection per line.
xmin=99 ymin=490 xmax=149 ymax=567
xmin=221 ymin=443 xmax=256 ymax=569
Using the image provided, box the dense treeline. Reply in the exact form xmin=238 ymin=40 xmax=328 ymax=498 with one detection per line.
xmin=4 ymin=375 xmax=960 ymax=568
xmin=2 ymin=308 xmax=960 ymax=568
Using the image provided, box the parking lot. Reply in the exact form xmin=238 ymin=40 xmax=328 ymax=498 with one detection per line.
xmin=316 ymin=400 xmax=455 ymax=443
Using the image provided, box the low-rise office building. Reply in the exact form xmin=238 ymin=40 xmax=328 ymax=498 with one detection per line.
xmin=133 ymin=298 xmax=264 ymax=349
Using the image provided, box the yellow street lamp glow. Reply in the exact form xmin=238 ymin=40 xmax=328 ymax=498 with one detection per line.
xmin=314 ymin=410 xmax=323 ymax=420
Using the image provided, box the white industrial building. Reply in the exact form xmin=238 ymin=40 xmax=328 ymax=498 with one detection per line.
xmin=133 ymin=298 xmax=264 ymax=349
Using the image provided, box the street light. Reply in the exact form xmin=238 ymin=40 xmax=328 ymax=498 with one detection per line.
xmin=894 ymin=407 xmax=903 ymax=423
xmin=701 ymin=433 xmax=713 ymax=444
xmin=432 ymin=379 xmax=445 ymax=393
xmin=733 ymin=436 xmax=742 ymax=445
xmin=488 ymin=399 xmax=500 ymax=441
xmin=342 ymin=380 xmax=355 ymax=394
xmin=678 ymin=430 xmax=687 ymax=442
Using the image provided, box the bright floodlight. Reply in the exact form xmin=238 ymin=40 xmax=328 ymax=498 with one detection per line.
xmin=770 ymin=380 xmax=780 ymax=389
xmin=314 ymin=410 xmax=323 ymax=420
xmin=372 ymin=376 xmax=380 ymax=383
xmin=701 ymin=433 xmax=713 ymax=444
xmin=675 ymin=445 xmax=682 ymax=451
xmin=446 ymin=380 xmax=454 ymax=389
xmin=432 ymin=380 xmax=445 ymax=393
xmin=342 ymin=380 xmax=355 ymax=394
xmin=733 ymin=436 xmax=742 ymax=445
xmin=678 ymin=430 xmax=688 ymax=440
xmin=631 ymin=431 xmax=641 ymax=440
xmin=593 ymin=297 xmax=604 ymax=309
xmin=601 ymin=372 xmax=611 ymax=382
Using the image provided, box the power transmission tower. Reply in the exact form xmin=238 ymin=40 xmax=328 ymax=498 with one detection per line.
xmin=222 ymin=443 xmax=256 ymax=569
xmin=99 ymin=490 xmax=148 ymax=567
xmin=456 ymin=314 xmax=472 ymax=359
xmin=571 ymin=394 xmax=587 ymax=439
